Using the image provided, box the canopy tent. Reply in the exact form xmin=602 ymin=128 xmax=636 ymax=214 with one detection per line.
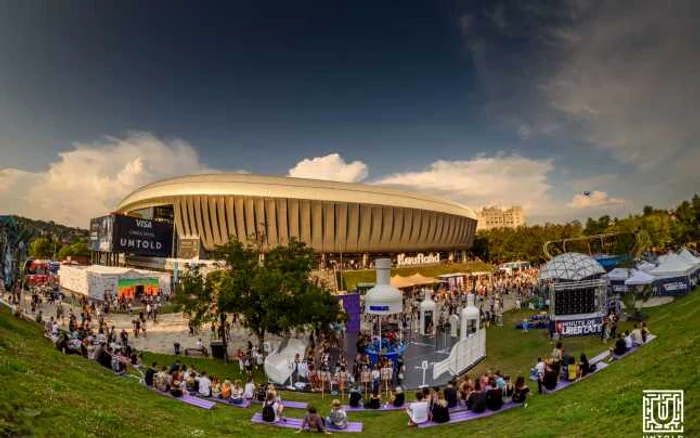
xmin=606 ymin=268 xmax=631 ymax=281
xmin=636 ymin=261 xmax=656 ymax=272
xmin=625 ymin=269 xmax=655 ymax=286
xmin=649 ymin=253 xmax=693 ymax=296
xmin=649 ymin=253 xmax=695 ymax=278
xmin=390 ymin=273 xmax=438 ymax=289
xmin=606 ymin=267 xmax=630 ymax=293
xmin=679 ymin=247 xmax=700 ymax=265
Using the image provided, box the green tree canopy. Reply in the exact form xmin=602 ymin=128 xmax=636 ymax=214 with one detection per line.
xmin=28 ymin=237 xmax=56 ymax=259
xmin=174 ymin=237 xmax=343 ymax=348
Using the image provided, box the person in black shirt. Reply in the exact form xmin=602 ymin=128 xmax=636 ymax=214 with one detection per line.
xmin=611 ymin=334 xmax=628 ymax=356
xmin=430 ymin=392 xmax=450 ymax=424
xmin=389 ymin=387 xmax=405 ymax=407
xmin=466 ymin=381 xmax=487 ymax=413
xmin=485 ymin=378 xmax=503 ymax=411
xmin=543 ymin=362 xmax=558 ymax=391
xmin=443 ymin=381 xmax=459 ymax=408
xmin=511 ymin=376 xmax=530 ymax=405
xmin=144 ymin=362 xmax=157 ymax=387
xmin=365 ymin=387 xmax=382 ymax=409
xmin=349 ymin=387 xmax=362 ymax=408
xmin=579 ymin=353 xmax=591 ymax=378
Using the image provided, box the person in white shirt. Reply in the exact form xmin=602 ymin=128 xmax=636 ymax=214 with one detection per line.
xmin=630 ymin=325 xmax=644 ymax=346
xmin=624 ymin=330 xmax=633 ymax=349
xmin=406 ymin=391 xmax=429 ymax=426
xmin=198 ymin=371 xmax=212 ymax=397
xmin=535 ymin=357 xmax=546 ymax=394
xmin=243 ymin=378 xmax=255 ymax=400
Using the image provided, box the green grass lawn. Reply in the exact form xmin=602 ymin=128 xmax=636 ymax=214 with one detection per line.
xmin=1 ymin=289 xmax=698 ymax=437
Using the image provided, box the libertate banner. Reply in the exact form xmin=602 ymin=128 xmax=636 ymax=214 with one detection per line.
xmin=554 ymin=318 xmax=603 ymax=337
xmin=655 ymin=276 xmax=690 ymax=296
xmin=111 ymin=215 xmax=173 ymax=257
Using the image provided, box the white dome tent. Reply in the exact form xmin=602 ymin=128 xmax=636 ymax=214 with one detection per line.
xmin=538 ymin=253 xmax=607 ymax=338
xmin=539 ymin=252 xmax=606 ymax=282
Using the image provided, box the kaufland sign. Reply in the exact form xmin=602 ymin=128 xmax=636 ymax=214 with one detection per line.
xmin=397 ymin=253 xmax=441 ymax=266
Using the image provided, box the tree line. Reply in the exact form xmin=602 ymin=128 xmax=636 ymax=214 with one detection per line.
xmin=472 ymin=194 xmax=700 ymax=264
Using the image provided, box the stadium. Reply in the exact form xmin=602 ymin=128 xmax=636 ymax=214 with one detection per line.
xmin=114 ymin=174 xmax=478 ymax=259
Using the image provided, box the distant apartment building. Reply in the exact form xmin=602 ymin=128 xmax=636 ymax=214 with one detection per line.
xmin=476 ymin=206 xmax=525 ymax=231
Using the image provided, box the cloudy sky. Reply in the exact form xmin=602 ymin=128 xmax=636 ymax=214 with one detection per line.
xmin=1 ymin=0 xmax=698 ymax=227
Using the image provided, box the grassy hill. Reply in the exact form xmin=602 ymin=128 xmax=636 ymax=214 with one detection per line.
xmin=1 ymin=290 xmax=698 ymax=437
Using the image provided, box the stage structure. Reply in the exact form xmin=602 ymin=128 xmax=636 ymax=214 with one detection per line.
xmin=539 ymin=252 xmax=607 ymax=338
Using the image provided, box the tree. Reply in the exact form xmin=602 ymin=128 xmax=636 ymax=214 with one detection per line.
xmin=56 ymin=241 xmax=91 ymax=260
xmin=174 ymin=237 xmax=343 ymax=351
xmin=29 ymin=237 xmax=55 ymax=258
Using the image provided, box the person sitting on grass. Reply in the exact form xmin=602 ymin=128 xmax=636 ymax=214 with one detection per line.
xmin=348 ymin=387 xmax=363 ymax=408
xmin=485 ymin=377 xmax=503 ymax=411
xmin=261 ymin=392 xmax=286 ymax=423
xmin=231 ymin=380 xmax=245 ymax=404
xmin=443 ymin=380 xmax=458 ymax=408
xmin=406 ymin=391 xmax=430 ymax=427
xmin=578 ymin=354 xmax=592 ymax=378
xmin=641 ymin=322 xmax=650 ymax=343
xmin=630 ymin=324 xmax=644 ymax=346
xmin=198 ymin=371 xmax=212 ymax=397
xmin=365 ymin=387 xmax=382 ymax=409
xmin=502 ymin=375 xmax=514 ymax=402
xmin=211 ymin=376 xmax=221 ymax=398
xmin=542 ymin=361 xmax=559 ymax=391
xmin=296 ymin=405 xmax=330 ymax=434
xmin=154 ymin=366 xmax=170 ymax=392
xmin=221 ymin=379 xmax=233 ymax=400
xmin=459 ymin=376 xmax=474 ymax=403
xmin=466 ymin=381 xmax=487 ymax=413
xmin=389 ymin=386 xmax=405 ymax=408
xmin=186 ymin=371 xmax=199 ymax=394
xmin=326 ymin=399 xmax=348 ymax=430
xmin=144 ymin=362 xmax=157 ymax=387
xmin=243 ymin=377 xmax=256 ymax=400
xmin=566 ymin=356 xmax=578 ymax=381
xmin=511 ymin=376 xmax=529 ymax=407
xmin=430 ymin=392 xmax=450 ymax=424
xmin=610 ymin=333 xmax=628 ymax=358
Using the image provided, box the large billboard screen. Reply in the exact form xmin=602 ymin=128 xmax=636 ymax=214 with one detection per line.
xmin=89 ymin=215 xmax=114 ymax=252
xmin=112 ymin=215 xmax=173 ymax=257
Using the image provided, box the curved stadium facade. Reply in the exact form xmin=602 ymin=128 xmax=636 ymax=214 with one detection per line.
xmin=116 ymin=174 xmax=477 ymax=254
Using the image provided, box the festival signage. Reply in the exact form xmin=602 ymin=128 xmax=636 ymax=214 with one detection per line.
xmin=111 ymin=215 xmax=173 ymax=257
xmin=655 ymin=276 xmax=690 ymax=296
xmin=89 ymin=215 xmax=114 ymax=252
xmin=117 ymin=277 xmax=159 ymax=298
xmin=177 ymin=238 xmax=200 ymax=259
xmin=396 ymin=252 xmax=440 ymax=266
xmin=554 ymin=318 xmax=603 ymax=337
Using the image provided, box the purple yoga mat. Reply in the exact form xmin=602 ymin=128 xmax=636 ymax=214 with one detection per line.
xmin=207 ymin=397 xmax=251 ymax=408
xmin=418 ymin=402 xmax=520 ymax=428
xmin=180 ymin=394 xmax=216 ymax=409
xmin=342 ymin=404 xmax=405 ymax=412
xmin=250 ymin=413 xmax=363 ymax=432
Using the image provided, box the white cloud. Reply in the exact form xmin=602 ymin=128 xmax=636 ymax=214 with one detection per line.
xmin=373 ymin=154 xmax=555 ymax=214
xmin=288 ymin=153 xmax=368 ymax=183
xmin=0 ymin=132 xmax=224 ymax=228
xmin=567 ymin=190 xmax=626 ymax=209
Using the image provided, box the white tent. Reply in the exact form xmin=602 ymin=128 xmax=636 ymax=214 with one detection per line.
xmin=679 ymin=248 xmax=700 ymax=266
xmin=636 ymin=261 xmax=656 ymax=272
xmin=649 ymin=253 xmax=695 ymax=278
xmin=606 ymin=268 xmax=631 ymax=281
xmin=60 ymin=265 xmax=171 ymax=300
xmin=625 ymin=269 xmax=655 ymax=286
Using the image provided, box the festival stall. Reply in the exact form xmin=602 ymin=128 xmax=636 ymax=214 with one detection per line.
xmin=649 ymin=253 xmax=694 ymax=296
xmin=606 ymin=268 xmax=630 ymax=294
xmin=678 ymin=248 xmax=700 ymax=287
xmin=59 ymin=264 xmax=170 ymax=301
xmin=624 ymin=269 xmax=655 ymax=291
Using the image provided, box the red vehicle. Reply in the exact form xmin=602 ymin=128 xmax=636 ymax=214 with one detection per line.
xmin=24 ymin=259 xmax=59 ymax=288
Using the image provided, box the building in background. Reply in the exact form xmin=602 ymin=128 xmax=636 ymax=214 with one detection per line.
xmin=476 ymin=206 xmax=525 ymax=231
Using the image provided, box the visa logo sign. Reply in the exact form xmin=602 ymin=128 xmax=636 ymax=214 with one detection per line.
xmin=135 ymin=219 xmax=152 ymax=228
